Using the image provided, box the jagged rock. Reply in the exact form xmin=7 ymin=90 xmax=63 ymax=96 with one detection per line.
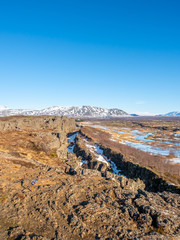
xmin=0 ymin=116 xmax=76 ymax=159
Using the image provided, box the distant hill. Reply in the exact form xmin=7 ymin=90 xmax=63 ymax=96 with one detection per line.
xmin=162 ymin=111 xmax=180 ymax=116
xmin=0 ymin=105 xmax=129 ymax=118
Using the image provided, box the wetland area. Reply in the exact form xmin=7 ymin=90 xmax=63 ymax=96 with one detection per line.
xmin=82 ymin=117 xmax=180 ymax=163
xmin=79 ymin=117 xmax=180 ymax=186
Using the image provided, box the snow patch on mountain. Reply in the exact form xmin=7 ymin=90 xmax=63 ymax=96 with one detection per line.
xmin=0 ymin=105 xmax=8 ymax=110
xmin=164 ymin=111 xmax=180 ymax=116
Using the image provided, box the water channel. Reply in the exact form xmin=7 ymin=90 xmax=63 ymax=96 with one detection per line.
xmin=117 ymin=129 xmax=180 ymax=161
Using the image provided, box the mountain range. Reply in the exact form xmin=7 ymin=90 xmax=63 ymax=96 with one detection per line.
xmin=0 ymin=105 xmax=129 ymax=118
xmin=163 ymin=111 xmax=180 ymax=116
xmin=0 ymin=106 xmax=179 ymax=118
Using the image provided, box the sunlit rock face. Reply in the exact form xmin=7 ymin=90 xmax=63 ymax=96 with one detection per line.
xmin=0 ymin=115 xmax=77 ymax=159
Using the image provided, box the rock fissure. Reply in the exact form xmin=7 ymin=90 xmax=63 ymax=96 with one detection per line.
xmin=73 ymin=131 xmax=180 ymax=194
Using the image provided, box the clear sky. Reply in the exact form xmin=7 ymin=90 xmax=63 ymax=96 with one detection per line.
xmin=0 ymin=0 xmax=180 ymax=114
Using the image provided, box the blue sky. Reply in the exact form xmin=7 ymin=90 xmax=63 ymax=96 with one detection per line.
xmin=0 ymin=0 xmax=180 ymax=114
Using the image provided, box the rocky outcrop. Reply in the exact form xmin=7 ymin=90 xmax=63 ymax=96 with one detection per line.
xmin=0 ymin=115 xmax=77 ymax=159
xmin=73 ymin=136 xmax=109 ymax=174
xmin=101 ymin=146 xmax=180 ymax=194
xmin=0 ymin=115 xmax=76 ymax=133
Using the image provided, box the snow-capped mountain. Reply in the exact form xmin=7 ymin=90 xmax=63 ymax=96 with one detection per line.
xmin=0 ymin=105 xmax=129 ymax=118
xmin=163 ymin=111 xmax=180 ymax=116
xmin=0 ymin=105 xmax=8 ymax=110
xmin=0 ymin=106 xmax=39 ymax=117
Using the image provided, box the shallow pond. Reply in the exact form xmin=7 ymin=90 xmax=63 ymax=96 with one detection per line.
xmin=118 ymin=129 xmax=180 ymax=158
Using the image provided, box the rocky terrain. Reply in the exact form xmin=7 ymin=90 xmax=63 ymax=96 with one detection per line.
xmin=0 ymin=105 xmax=129 ymax=118
xmin=0 ymin=116 xmax=180 ymax=240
